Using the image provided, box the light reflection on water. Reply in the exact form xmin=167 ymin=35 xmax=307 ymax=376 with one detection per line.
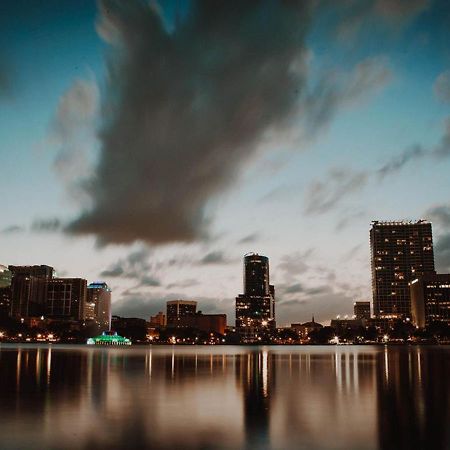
xmin=0 ymin=345 xmax=449 ymax=450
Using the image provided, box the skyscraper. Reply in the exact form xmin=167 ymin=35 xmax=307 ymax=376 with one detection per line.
xmin=87 ymin=282 xmax=112 ymax=331
xmin=236 ymin=253 xmax=276 ymax=342
xmin=370 ymin=220 xmax=434 ymax=319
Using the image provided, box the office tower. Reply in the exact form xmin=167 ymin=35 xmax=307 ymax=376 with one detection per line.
xmin=87 ymin=282 xmax=112 ymax=331
xmin=370 ymin=220 xmax=434 ymax=319
xmin=410 ymin=273 xmax=450 ymax=328
xmin=166 ymin=300 xmax=197 ymax=326
xmin=236 ymin=253 xmax=276 ymax=342
xmin=354 ymin=301 xmax=371 ymax=320
xmin=0 ymin=265 xmax=12 ymax=317
xmin=46 ymin=278 xmax=87 ymax=321
xmin=149 ymin=311 xmax=166 ymax=327
xmin=9 ymin=265 xmax=54 ymax=318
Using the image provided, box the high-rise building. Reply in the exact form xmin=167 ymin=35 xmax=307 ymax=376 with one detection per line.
xmin=166 ymin=300 xmax=197 ymax=326
xmin=46 ymin=278 xmax=87 ymax=321
xmin=370 ymin=220 xmax=434 ymax=319
xmin=236 ymin=253 xmax=276 ymax=342
xmin=410 ymin=273 xmax=450 ymax=328
xmin=353 ymin=301 xmax=371 ymax=320
xmin=0 ymin=265 xmax=11 ymax=288
xmin=9 ymin=265 xmax=54 ymax=318
xmin=87 ymin=282 xmax=112 ymax=331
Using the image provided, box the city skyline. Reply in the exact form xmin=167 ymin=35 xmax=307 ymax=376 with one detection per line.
xmin=1 ymin=1 xmax=450 ymax=325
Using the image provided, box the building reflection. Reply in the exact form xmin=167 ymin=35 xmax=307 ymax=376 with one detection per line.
xmin=0 ymin=345 xmax=449 ymax=449
xmin=376 ymin=347 xmax=450 ymax=450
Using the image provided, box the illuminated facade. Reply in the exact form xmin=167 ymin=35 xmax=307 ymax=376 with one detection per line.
xmin=87 ymin=282 xmax=112 ymax=331
xmin=370 ymin=220 xmax=434 ymax=319
xmin=410 ymin=273 xmax=450 ymax=328
xmin=235 ymin=253 xmax=276 ymax=342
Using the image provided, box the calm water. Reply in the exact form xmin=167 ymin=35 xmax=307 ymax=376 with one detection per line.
xmin=0 ymin=345 xmax=449 ymax=450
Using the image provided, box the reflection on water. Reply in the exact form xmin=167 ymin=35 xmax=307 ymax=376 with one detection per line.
xmin=0 ymin=345 xmax=449 ymax=450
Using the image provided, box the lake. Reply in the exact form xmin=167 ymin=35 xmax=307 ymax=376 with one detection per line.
xmin=0 ymin=345 xmax=448 ymax=450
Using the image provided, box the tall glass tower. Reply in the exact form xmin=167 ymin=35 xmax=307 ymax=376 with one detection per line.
xmin=236 ymin=253 xmax=275 ymax=342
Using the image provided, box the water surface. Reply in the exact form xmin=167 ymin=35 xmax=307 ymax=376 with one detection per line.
xmin=0 ymin=345 xmax=448 ymax=450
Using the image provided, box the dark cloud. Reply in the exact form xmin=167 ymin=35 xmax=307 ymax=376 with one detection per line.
xmin=433 ymin=69 xmax=450 ymax=104
xmin=199 ymin=251 xmax=229 ymax=265
xmin=1 ymin=225 xmax=25 ymax=234
xmin=237 ymin=233 xmax=259 ymax=244
xmin=278 ymin=250 xmax=314 ymax=279
xmin=99 ymin=247 xmax=152 ymax=279
xmin=67 ymin=0 xmax=315 ymax=246
xmin=283 ymin=283 xmax=304 ymax=294
xmin=427 ymin=204 xmax=450 ymax=227
xmin=166 ymin=278 xmax=200 ymax=289
xmin=435 ymin=234 xmax=450 ymax=273
xmin=304 ymin=168 xmax=368 ymax=215
xmin=31 ymin=218 xmax=62 ymax=232
xmin=377 ymin=144 xmax=427 ymax=179
xmin=139 ymin=275 xmax=160 ymax=287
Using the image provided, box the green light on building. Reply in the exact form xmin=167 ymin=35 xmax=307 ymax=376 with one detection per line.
xmin=87 ymin=331 xmax=131 ymax=346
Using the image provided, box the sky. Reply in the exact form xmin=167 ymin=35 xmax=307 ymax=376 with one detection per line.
xmin=1 ymin=0 xmax=450 ymax=326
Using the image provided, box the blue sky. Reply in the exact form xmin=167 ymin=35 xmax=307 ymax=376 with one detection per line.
xmin=1 ymin=0 xmax=450 ymax=325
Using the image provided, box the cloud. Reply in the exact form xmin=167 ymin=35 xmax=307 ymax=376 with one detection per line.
xmin=283 ymin=283 xmax=304 ymax=294
xmin=48 ymin=78 xmax=99 ymax=203
xmin=237 ymin=233 xmax=259 ymax=244
xmin=199 ymin=251 xmax=229 ymax=265
xmin=304 ymin=168 xmax=368 ymax=215
xmin=427 ymin=204 xmax=450 ymax=227
xmin=334 ymin=0 xmax=428 ymax=41
xmin=139 ymin=275 xmax=161 ymax=287
xmin=31 ymin=218 xmax=62 ymax=232
xmin=277 ymin=250 xmax=314 ymax=281
xmin=300 ymin=56 xmax=391 ymax=138
xmin=99 ymin=247 xmax=152 ymax=279
xmin=65 ymin=0 xmax=317 ymax=246
xmin=425 ymin=203 xmax=450 ymax=272
xmin=434 ymin=70 xmax=450 ymax=104
xmin=166 ymin=278 xmax=200 ymax=289
xmin=435 ymin=234 xmax=450 ymax=273
xmin=1 ymin=225 xmax=25 ymax=234
xmin=377 ymin=144 xmax=427 ymax=178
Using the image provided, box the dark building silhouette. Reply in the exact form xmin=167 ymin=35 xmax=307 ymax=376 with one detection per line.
xmin=166 ymin=300 xmax=197 ymax=326
xmin=410 ymin=273 xmax=450 ymax=328
xmin=9 ymin=265 xmax=54 ymax=318
xmin=236 ymin=253 xmax=275 ymax=342
xmin=354 ymin=301 xmax=371 ymax=320
xmin=87 ymin=282 xmax=112 ymax=331
xmin=177 ymin=313 xmax=227 ymax=335
xmin=46 ymin=278 xmax=87 ymax=321
xmin=370 ymin=220 xmax=434 ymax=319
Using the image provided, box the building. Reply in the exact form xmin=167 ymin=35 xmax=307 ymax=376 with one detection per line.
xmin=178 ymin=313 xmax=227 ymax=335
xmin=87 ymin=282 xmax=112 ymax=331
xmin=330 ymin=318 xmax=365 ymax=331
xmin=0 ymin=265 xmax=11 ymax=288
xmin=291 ymin=318 xmax=323 ymax=339
xmin=410 ymin=273 xmax=450 ymax=328
xmin=166 ymin=300 xmax=197 ymax=326
xmin=235 ymin=253 xmax=276 ymax=342
xmin=354 ymin=301 xmax=371 ymax=320
xmin=9 ymin=265 xmax=54 ymax=318
xmin=149 ymin=311 xmax=166 ymax=327
xmin=46 ymin=278 xmax=87 ymax=321
xmin=370 ymin=220 xmax=434 ymax=319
